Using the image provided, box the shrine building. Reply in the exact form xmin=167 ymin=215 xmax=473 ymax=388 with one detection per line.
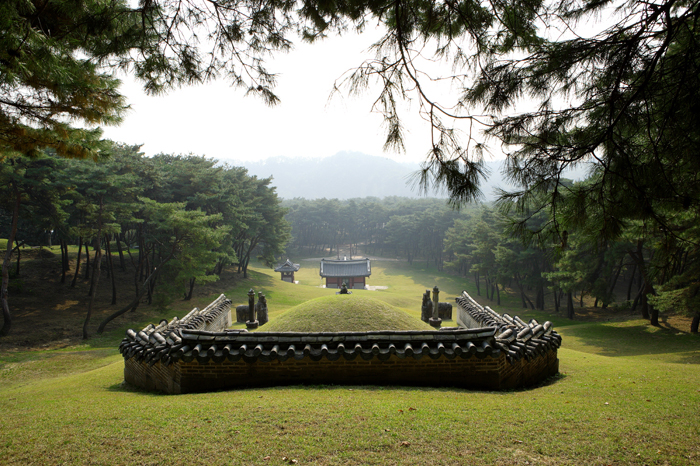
xmin=274 ymin=259 xmax=300 ymax=283
xmin=319 ymin=258 xmax=371 ymax=289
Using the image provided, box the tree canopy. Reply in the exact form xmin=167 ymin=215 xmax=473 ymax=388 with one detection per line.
xmin=0 ymin=146 xmax=289 ymax=336
xmin=6 ymin=1 xmax=698 ymax=224
xmin=3 ymin=0 xmax=700 ymax=332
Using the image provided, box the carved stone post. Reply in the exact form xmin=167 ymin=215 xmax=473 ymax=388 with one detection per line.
xmin=246 ymin=288 xmax=258 ymax=329
xmin=429 ymin=285 xmax=442 ymax=328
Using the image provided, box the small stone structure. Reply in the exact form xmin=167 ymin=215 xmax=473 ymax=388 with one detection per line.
xmin=420 ymin=289 xmax=453 ymax=322
xmin=438 ymin=302 xmax=452 ymax=320
xmin=120 ymin=290 xmax=561 ymax=393
xmin=235 ymin=290 xmax=269 ymax=325
xmin=274 ymin=259 xmax=300 ymax=282
xmin=235 ymin=305 xmax=248 ymax=323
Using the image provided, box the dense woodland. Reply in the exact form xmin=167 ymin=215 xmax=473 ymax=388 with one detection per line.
xmin=2 ymin=157 xmax=700 ymax=335
xmin=284 ymin=196 xmax=700 ymax=332
xmin=0 ymin=145 xmax=289 ymax=337
xmin=2 ymin=0 xmax=700 ymax=337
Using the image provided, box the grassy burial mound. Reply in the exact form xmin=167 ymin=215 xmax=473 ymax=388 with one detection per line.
xmin=260 ymin=294 xmax=434 ymax=332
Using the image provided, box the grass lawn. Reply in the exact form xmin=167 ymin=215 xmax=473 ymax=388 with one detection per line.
xmin=260 ymin=295 xmax=434 ymax=332
xmin=1 ymin=259 xmax=699 ymax=465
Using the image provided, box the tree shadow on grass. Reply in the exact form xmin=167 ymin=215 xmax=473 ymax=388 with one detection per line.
xmin=106 ymin=380 xmax=169 ymax=396
xmin=560 ymin=323 xmax=700 ymax=362
xmin=222 ymin=269 xmax=278 ymax=303
xmin=293 ymin=374 xmax=568 ymax=394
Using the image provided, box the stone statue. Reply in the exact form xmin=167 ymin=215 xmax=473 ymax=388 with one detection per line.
xmin=421 ymin=290 xmax=432 ymax=323
xmin=340 ymin=283 xmax=349 ymax=294
xmin=256 ymin=292 xmax=268 ymax=326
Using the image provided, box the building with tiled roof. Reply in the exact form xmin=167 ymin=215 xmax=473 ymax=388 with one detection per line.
xmin=319 ymin=258 xmax=371 ymax=289
xmin=274 ymin=259 xmax=300 ymax=282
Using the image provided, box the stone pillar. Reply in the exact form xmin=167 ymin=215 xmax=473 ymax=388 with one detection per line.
xmin=246 ymin=288 xmax=259 ymax=329
xmin=429 ymin=285 xmax=442 ymax=328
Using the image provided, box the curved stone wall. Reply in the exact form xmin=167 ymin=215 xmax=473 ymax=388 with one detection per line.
xmin=120 ymin=292 xmax=561 ymax=393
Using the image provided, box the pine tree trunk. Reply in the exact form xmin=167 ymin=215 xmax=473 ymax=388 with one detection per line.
xmin=496 ymin=282 xmax=501 ymax=305
xmin=83 ymin=199 xmax=104 ymax=340
xmin=1 ymin=185 xmax=20 ymax=337
xmin=83 ymin=247 xmax=102 ymax=340
xmin=115 ymin=233 xmax=126 ymax=271
xmin=60 ymin=239 xmax=68 ymax=283
xmin=71 ymin=237 xmax=83 ymax=288
xmin=515 ymin=273 xmax=534 ymax=309
xmin=606 ymin=258 xmax=625 ymax=304
xmin=14 ymin=242 xmax=21 ymax=276
xmin=631 ymin=281 xmax=644 ymax=311
xmin=536 ymin=283 xmax=545 ymax=310
xmin=145 ymin=254 xmax=152 ymax=305
xmin=650 ymin=305 xmax=659 ymax=326
xmin=567 ymin=291 xmax=575 ymax=320
xmin=84 ymin=241 xmax=91 ymax=280
xmin=626 ymin=264 xmax=636 ymax=301
xmin=691 ymin=312 xmax=699 ymax=333
xmin=87 ymin=238 xmax=99 ymax=297
xmin=138 ymin=227 xmax=145 ymax=281
xmin=185 ymin=277 xmax=196 ymax=300
xmin=105 ymin=235 xmax=117 ymax=305
xmin=97 ymin=262 xmax=168 ymax=334
xmin=242 ymin=252 xmax=251 ymax=278
xmin=640 ymin=282 xmax=653 ymax=320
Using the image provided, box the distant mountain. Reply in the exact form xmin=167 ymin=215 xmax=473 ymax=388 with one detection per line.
xmin=238 ymin=151 xmax=591 ymax=201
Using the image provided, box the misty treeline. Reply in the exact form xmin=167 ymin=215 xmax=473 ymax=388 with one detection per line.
xmin=284 ymin=196 xmax=699 ymax=333
xmin=0 ymin=144 xmax=289 ymax=337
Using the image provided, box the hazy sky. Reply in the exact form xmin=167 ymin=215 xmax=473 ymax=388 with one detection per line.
xmin=101 ymin=27 xmax=495 ymax=165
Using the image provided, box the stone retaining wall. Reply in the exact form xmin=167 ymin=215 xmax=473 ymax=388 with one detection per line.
xmin=121 ymin=292 xmax=560 ymax=394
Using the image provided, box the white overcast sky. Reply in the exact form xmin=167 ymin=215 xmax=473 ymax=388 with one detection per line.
xmin=99 ymin=4 xmax=621 ymax=167
xmin=101 ymin=27 xmax=500 ymax=165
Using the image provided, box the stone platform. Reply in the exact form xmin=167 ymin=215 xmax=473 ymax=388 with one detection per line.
xmin=120 ymin=292 xmax=561 ymax=393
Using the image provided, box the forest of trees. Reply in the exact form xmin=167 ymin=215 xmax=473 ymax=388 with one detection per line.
xmin=0 ymin=144 xmax=289 ymax=337
xmin=284 ymin=196 xmax=700 ymax=333
xmin=2 ymin=1 xmax=699 ymax=338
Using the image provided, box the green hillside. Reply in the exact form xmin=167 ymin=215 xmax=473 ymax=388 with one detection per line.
xmin=259 ymin=294 xmax=434 ymax=332
xmin=2 ymin=260 xmax=700 ymax=465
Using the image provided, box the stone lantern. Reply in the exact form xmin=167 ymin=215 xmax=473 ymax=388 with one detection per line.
xmin=429 ymin=285 xmax=442 ymax=328
xmin=246 ymin=288 xmax=259 ymax=329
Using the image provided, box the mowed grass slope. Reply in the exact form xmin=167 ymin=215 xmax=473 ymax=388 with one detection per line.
xmin=1 ymin=260 xmax=700 ymax=465
xmin=259 ymin=295 xmax=435 ymax=332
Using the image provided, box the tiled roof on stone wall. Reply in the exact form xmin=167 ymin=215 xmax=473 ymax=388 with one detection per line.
xmin=121 ymin=326 xmax=500 ymax=366
xmin=455 ymin=291 xmax=562 ymax=364
xmin=118 ymin=292 xmax=503 ymax=366
xmin=119 ymin=291 xmax=561 ymax=371
xmin=119 ymin=294 xmax=231 ymax=366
